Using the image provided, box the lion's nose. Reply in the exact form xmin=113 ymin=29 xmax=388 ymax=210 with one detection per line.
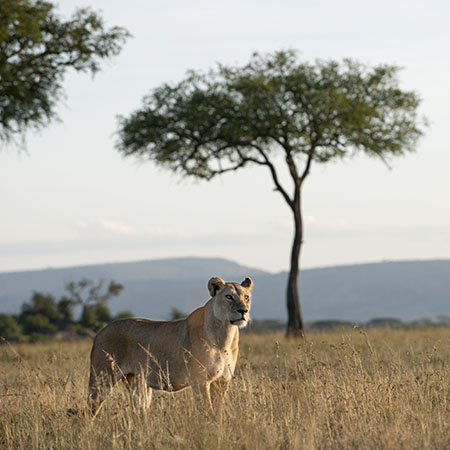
xmin=237 ymin=308 xmax=248 ymax=315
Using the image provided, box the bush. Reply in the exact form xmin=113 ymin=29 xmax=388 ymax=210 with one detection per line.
xmin=21 ymin=314 xmax=57 ymax=334
xmin=115 ymin=310 xmax=134 ymax=320
xmin=0 ymin=314 xmax=24 ymax=341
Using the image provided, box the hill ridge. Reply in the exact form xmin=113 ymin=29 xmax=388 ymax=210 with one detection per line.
xmin=1 ymin=258 xmax=449 ymax=322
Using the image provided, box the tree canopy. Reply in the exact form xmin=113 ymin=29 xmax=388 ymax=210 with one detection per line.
xmin=0 ymin=0 xmax=130 ymax=144
xmin=117 ymin=51 xmax=423 ymax=186
xmin=117 ymin=50 xmax=425 ymax=335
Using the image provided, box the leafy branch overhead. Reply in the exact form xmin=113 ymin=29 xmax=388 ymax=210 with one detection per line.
xmin=0 ymin=0 xmax=130 ymax=143
xmin=117 ymin=50 xmax=424 ymax=210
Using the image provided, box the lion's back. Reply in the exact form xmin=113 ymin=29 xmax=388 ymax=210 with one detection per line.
xmin=90 ymin=317 xmax=189 ymax=374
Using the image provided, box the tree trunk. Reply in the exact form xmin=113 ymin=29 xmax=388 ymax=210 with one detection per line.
xmin=286 ymin=185 xmax=305 ymax=337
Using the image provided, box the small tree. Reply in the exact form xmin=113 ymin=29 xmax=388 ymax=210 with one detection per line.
xmin=114 ymin=310 xmax=134 ymax=320
xmin=80 ymin=302 xmax=111 ymax=331
xmin=19 ymin=292 xmax=61 ymax=333
xmin=117 ymin=50 xmax=425 ymax=336
xmin=21 ymin=314 xmax=57 ymax=335
xmin=0 ymin=0 xmax=129 ymax=146
xmin=0 ymin=314 xmax=24 ymax=341
xmin=56 ymin=297 xmax=76 ymax=326
xmin=169 ymin=307 xmax=187 ymax=321
xmin=65 ymin=279 xmax=123 ymax=331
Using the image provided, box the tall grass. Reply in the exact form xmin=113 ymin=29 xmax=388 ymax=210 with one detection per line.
xmin=1 ymin=328 xmax=449 ymax=449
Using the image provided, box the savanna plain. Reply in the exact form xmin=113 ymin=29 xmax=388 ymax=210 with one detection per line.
xmin=0 ymin=328 xmax=449 ymax=449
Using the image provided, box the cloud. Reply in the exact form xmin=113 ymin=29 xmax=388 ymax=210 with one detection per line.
xmin=73 ymin=218 xmax=137 ymax=237
xmin=73 ymin=219 xmax=217 ymax=240
xmin=98 ymin=218 xmax=137 ymax=235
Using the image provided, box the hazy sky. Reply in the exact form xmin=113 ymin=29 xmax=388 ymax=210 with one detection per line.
xmin=1 ymin=0 xmax=450 ymax=273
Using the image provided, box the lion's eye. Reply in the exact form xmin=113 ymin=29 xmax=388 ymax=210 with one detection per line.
xmin=225 ymin=295 xmax=233 ymax=301
xmin=244 ymin=295 xmax=249 ymax=301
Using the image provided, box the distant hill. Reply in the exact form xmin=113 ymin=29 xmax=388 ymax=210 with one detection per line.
xmin=0 ymin=258 xmax=449 ymax=322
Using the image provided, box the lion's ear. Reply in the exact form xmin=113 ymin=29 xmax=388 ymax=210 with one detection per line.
xmin=241 ymin=277 xmax=253 ymax=291
xmin=208 ymin=277 xmax=225 ymax=297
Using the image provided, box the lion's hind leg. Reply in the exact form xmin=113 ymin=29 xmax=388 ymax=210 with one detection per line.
xmin=88 ymin=362 xmax=122 ymax=416
xmin=124 ymin=373 xmax=153 ymax=412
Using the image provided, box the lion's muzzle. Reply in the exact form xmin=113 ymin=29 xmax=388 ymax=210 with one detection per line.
xmin=230 ymin=307 xmax=249 ymax=326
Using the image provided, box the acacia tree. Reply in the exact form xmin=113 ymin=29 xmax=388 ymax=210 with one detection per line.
xmin=117 ymin=51 xmax=424 ymax=336
xmin=65 ymin=279 xmax=123 ymax=330
xmin=0 ymin=0 xmax=129 ymax=145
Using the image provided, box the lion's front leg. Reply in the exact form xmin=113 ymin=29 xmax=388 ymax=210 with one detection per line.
xmin=210 ymin=378 xmax=229 ymax=413
xmin=191 ymin=382 xmax=213 ymax=412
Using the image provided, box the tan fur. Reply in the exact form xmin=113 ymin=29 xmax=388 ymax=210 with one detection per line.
xmin=88 ymin=276 xmax=253 ymax=414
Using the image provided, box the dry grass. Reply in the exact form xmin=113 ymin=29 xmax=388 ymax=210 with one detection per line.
xmin=0 ymin=328 xmax=449 ymax=449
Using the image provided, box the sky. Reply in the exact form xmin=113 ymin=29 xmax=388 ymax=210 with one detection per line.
xmin=1 ymin=0 xmax=450 ymax=274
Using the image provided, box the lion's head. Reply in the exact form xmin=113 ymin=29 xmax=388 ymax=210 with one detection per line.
xmin=208 ymin=276 xmax=253 ymax=328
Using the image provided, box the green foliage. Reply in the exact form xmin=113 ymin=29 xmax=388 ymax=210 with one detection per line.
xmin=0 ymin=0 xmax=130 ymax=144
xmin=117 ymin=50 xmax=425 ymax=183
xmin=114 ymin=310 xmax=134 ymax=320
xmin=66 ymin=278 xmax=124 ymax=332
xmin=0 ymin=314 xmax=23 ymax=341
xmin=79 ymin=304 xmax=134 ymax=331
xmin=169 ymin=307 xmax=187 ymax=320
xmin=21 ymin=313 xmax=57 ymax=334
xmin=56 ymin=296 xmax=75 ymax=323
xmin=0 ymin=278 xmax=126 ymax=340
xmin=19 ymin=292 xmax=61 ymax=328
xmin=81 ymin=302 xmax=111 ymax=331
xmin=18 ymin=292 xmax=62 ymax=335
xmin=65 ymin=278 xmax=123 ymax=306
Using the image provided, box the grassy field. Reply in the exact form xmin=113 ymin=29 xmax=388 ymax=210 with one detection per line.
xmin=0 ymin=327 xmax=449 ymax=449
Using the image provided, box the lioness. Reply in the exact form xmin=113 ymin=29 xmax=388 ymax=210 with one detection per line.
xmin=88 ymin=276 xmax=253 ymax=414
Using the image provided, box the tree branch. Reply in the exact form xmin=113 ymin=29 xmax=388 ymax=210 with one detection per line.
xmin=209 ymin=159 xmax=248 ymax=177
xmin=376 ymin=152 xmax=393 ymax=170
xmin=251 ymin=144 xmax=294 ymax=209
xmin=300 ymin=149 xmax=314 ymax=180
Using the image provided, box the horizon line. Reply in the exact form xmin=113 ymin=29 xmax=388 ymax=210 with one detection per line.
xmin=1 ymin=255 xmax=449 ymax=276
